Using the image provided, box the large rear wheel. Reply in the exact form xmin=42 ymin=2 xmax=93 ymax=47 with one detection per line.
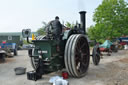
xmin=64 ymin=34 xmax=90 ymax=77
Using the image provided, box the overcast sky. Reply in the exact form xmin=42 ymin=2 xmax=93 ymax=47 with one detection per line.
xmin=0 ymin=0 xmax=114 ymax=32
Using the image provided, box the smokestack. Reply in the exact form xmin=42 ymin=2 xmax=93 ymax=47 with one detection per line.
xmin=79 ymin=11 xmax=86 ymax=34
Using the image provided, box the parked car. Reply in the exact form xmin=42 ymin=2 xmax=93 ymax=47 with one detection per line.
xmin=22 ymin=44 xmax=34 ymax=50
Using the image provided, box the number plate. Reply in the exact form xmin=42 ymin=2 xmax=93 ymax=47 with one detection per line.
xmin=38 ymin=50 xmax=48 ymax=54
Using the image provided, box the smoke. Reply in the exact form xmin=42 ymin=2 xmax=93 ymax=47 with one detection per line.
xmin=78 ymin=0 xmax=86 ymax=11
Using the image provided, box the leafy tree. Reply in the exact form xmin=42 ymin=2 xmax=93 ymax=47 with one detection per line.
xmin=37 ymin=28 xmax=46 ymax=35
xmin=37 ymin=21 xmax=47 ymax=35
xmin=65 ymin=21 xmax=75 ymax=28
xmin=88 ymin=0 xmax=128 ymax=42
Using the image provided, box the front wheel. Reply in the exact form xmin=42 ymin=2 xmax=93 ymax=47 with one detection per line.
xmin=92 ymin=45 xmax=100 ymax=65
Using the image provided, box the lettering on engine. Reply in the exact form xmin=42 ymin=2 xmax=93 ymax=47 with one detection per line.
xmin=38 ymin=50 xmax=48 ymax=54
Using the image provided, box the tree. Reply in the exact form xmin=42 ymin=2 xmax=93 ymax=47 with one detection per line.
xmin=88 ymin=0 xmax=128 ymax=42
xmin=37 ymin=21 xmax=47 ymax=35
xmin=65 ymin=21 xmax=75 ymax=28
xmin=37 ymin=28 xmax=46 ymax=35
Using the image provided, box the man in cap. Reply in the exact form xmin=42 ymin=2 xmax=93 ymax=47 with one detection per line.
xmin=45 ymin=16 xmax=62 ymax=40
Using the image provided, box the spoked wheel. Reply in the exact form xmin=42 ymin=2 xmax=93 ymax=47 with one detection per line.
xmin=31 ymin=57 xmax=39 ymax=69
xmin=30 ymin=49 xmax=39 ymax=70
xmin=64 ymin=34 xmax=90 ymax=77
xmin=92 ymin=45 xmax=100 ymax=65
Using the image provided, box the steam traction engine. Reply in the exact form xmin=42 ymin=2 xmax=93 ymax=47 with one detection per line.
xmin=22 ymin=11 xmax=101 ymax=81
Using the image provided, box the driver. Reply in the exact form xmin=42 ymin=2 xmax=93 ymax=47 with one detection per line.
xmin=45 ymin=16 xmax=62 ymax=40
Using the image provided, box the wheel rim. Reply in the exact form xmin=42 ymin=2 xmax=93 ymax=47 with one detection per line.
xmin=74 ymin=36 xmax=89 ymax=75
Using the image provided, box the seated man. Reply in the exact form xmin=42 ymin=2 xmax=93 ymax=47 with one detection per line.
xmin=45 ymin=16 xmax=62 ymax=40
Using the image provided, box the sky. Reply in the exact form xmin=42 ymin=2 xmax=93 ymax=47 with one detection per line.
xmin=0 ymin=0 xmax=102 ymax=32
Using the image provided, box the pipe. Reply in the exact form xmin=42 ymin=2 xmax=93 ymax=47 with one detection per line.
xmin=79 ymin=11 xmax=86 ymax=34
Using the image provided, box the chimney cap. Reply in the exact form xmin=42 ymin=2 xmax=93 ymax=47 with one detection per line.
xmin=79 ymin=11 xmax=86 ymax=14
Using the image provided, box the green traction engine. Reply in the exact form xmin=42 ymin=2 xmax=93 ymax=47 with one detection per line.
xmin=22 ymin=11 xmax=101 ymax=81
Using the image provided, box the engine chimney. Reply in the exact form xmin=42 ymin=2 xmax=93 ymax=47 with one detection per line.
xmin=79 ymin=11 xmax=86 ymax=34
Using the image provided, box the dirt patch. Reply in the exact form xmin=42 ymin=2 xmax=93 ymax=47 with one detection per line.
xmin=103 ymin=59 xmax=128 ymax=85
xmin=5 ymin=58 xmax=15 ymax=63
xmin=106 ymin=69 xmax=128 ymax=85
xmin=119 ymin=58 xmax=128 ymax=63
xmin=0 ymin=58 xmax=15 ymax=64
